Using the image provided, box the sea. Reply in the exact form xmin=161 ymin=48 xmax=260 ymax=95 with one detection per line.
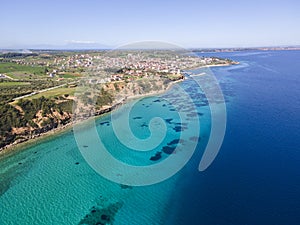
xmin=0 ymin=50 xmax=299 ymax=225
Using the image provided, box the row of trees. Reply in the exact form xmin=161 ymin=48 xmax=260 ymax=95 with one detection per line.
xmin=0 ymin=53 xmax=38 ymax=58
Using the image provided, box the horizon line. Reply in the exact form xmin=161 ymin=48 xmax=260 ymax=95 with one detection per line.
xmin=1 ymin=45 xmax=300 ymax=51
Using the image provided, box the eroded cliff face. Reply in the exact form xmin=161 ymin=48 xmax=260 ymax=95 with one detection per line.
xmin=1 ymin=107 xmax=72 ymax=149
xmin=0 ymin=74 xmax=184 ymax=151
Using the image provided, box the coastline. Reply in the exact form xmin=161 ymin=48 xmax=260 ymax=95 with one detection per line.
xmin=0 ymin=121 xmax=73 ymax=157
xmin=0 ymin=62 xmax=237 ymax=157
xmin=186 ymin=62 xmax=239 ymax=71
xmin=0 ymin=76 xmax=184 ymax=157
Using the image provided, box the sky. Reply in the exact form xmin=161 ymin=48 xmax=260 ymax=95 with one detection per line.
xmin=1 ymin=0 xmax=300 ymax=49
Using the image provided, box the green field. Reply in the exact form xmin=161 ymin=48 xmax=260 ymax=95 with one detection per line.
xmin=25 ymin=87 xmax=76 ymax=100
xmin=58 ymin=73 xmax=82 ymax=79
xmin=0 ymin=81 xmax=31 ymax=87
xmin=0 ymin=62 xmax=46 ymax=78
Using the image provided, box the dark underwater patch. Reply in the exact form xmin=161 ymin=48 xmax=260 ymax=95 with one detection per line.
xmin=162 ymin=146 xmax=176 ymax=154
xmin=79 ymin=202 xmax=123 ymax=225
xmin=120 ymin=184 xmax=133 ymax=189
xmin=150 ymin=151 xmax=162 ymax=161
xmin=167 ymin=139 xmax=182 ymax=145
xmin=173 ymin=126 xmax=187 ymax=132
xmin=141 ymin=123 xmax=148 ymax=128
xmin=165 ymin=118 xmax=173 ymax=124
xmin=99 ymin=121 xmax=110 ymax=126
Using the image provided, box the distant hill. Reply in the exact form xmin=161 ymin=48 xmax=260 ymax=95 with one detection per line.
xmin=1 ymin=42 xmax=112 ymax=50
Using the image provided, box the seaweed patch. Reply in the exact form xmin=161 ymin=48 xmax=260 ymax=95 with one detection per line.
xmin=78 ymin=202 xmax=123 ymax=225
xmin=150 ymin=151 xmax=162 ymax=161
xmin=162 ymin=146 xmax=176 ymax=154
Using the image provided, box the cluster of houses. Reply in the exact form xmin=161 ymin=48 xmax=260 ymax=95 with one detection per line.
xmin=91 ymin=53 xmax=219 ymax=78
xmin=1 ymin=51 xmax=230 ymax=82
xmin=52 ymin=53 xmax=228 ymax=83
xmin=54 ymin=54 xmax=93 ymax=70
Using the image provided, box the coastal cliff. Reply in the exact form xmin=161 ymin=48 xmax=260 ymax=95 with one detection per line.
xmin=0 ymin=74 xmax=184 ymax=152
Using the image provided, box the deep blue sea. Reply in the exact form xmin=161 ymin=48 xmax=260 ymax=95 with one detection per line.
xmin=0 ymin=50 xmax=299 ymax=225
xmin=171 ymin=50 xmax=300 ymax=225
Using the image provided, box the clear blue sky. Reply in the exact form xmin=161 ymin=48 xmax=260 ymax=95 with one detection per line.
xmin=1 ymin=0 xmax=299 ymax=48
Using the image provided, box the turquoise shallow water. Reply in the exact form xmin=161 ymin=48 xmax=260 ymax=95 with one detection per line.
xmin=0 ymin=75 xmax=213 ymax=224
xmin=5 ymin=50 xmax=297 ymax=224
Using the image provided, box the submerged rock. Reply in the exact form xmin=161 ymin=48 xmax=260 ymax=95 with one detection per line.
xmin=79 ymin=202 xmax=123 ymax=225
xmin=101 ymin=214 xmax=110 ymax=221
xmin=99 ymin=121 xmax=110 ymax=126
xmin=167 ymin=139 xmax=180 ymax=145
xmin=167 ymin=139 xmax=184 ymax=145
xmin=165 ymin=118 xmax=173 ymax=124
xmin=173 ymin=126 xmax=187 ymax=132
xmin=162 ymin=146 xmax=176 ymax=154
xmin=141 ymin=123 xmax=148 ymax=128
xmin=150 ymin=151 xmax=162 ymax=161
xmin=120 ymin=184 xmax=133 ymax=189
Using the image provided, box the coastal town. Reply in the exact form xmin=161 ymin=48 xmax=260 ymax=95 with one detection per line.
xmin=0 ymin=50 xmax=235 ymax=82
